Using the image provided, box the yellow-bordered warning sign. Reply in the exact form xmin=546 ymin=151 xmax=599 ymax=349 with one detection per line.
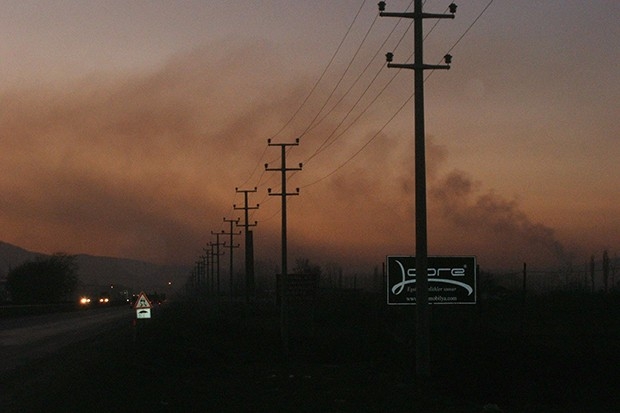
xmin=133 ymin=291 xmax=152 ymax=309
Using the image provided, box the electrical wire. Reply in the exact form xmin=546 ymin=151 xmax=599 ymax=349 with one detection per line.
xmin=272 ymin=0 xmax=368 ymax=143
xmin=248 ymin=2 xmax=449 ymax=215
xmin=298 ymin=12 xmax=380 ymax=140
xmin=302 ymin=91 xmax=412 ymax=188
xmin=299 ymin=0 xmax=496 ymax=188
xmin=242 ymin=1 xmax=409 ymax=201
xmin=299 ymin=7 xmax=445 ymax=170
xmin=234 ymin=0 xmax=368 ymax=191
xmin=302 ymin=9 xmax=449 ymax=166
xmin=302 ymin=1 xmax=416 ymax=163
xmin=206 ymin=0 xmax=496 ymax=247
xmin=425 ymin=0 xmax=495 ymax=83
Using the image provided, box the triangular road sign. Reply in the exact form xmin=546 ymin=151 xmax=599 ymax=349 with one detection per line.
xmin=133 ymin=291 xmax=152 ymax=309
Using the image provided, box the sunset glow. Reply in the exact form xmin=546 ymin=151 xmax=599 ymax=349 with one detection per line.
xmin=1 ymin=1 xmax=618 ymax=274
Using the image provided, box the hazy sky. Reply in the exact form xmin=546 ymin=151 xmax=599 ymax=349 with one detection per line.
xmin=1 ymin=0 xmax=618 ymax=275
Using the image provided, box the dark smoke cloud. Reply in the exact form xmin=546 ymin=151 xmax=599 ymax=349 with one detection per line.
xmin=430 ymin=169 xmax=571 ymax=269
xmin=0 ymin=40 xmax=310 ymax=265
xmin=0 ymin=37 xmax=581 ymax=273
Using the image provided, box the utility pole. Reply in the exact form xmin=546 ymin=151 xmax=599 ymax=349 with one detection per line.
xmin=223 ymin=218 xmax=241 ymax=302
xmin=265 ymin=138 xmax=302 ymax=355
xmin=195 ymin=258 xmax=203 ymax=292
xmin=210 ymin=232 xmax=225 ymax=297
xmin=234 ymin=187 xmax=259 ymax=304
xmin=203 ymin=246 xmax=214 ymax=295
xmin=192 ymin=261 xmax=200 ymax=294
xmin=379 ymin=0 xmax=456 ymax=380
xmin=199 ymin=254 xmax=208 ymax=296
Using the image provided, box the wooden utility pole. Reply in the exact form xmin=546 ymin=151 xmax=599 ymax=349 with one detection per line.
xmin=379 ymin=0 xmax=456 ymax=380
xmin=520 ymin=262 xmax=527 ymax=337
xmin=234 ymin=187 xmax=259 ymax=304
xmin=265 ymin=138 xmax=302 ymax=355
xmin=210 ymin=231 xmax=225 ymax=297
xmin=203 ymin=247 xmax=213 ymax=295
xmin=222 ymin=218 xmax=241 ymax=302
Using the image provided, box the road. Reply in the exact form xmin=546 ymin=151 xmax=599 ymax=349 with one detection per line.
xmin=2 ymin=299 xmax=619 ymax=412
xmin=0 ymin=306 xmax=134 ymax=374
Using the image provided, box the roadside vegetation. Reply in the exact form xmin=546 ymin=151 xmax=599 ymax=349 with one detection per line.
xmin=5 ymin=253 xmax=77 ymax=304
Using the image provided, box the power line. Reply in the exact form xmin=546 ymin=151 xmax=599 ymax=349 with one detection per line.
xmin=234 ymin=0 xmax=368 ymax=191
xmin=210 ymin=0 xmax=495 ymax=237
xmin=302 ymin=3 xmax=415 ymax=161
xmin=448 ymin=0 xmax=495 ymax=55
xmin=247 ymin=3 xmax=460 ymax=212
xmin=237 ymin=144 xmax=268 ymax=188
xmin=230 ymin=2 xmax=406 ymax=217
xmin=302 ymin=5 xmax=448 ymax=167
xmin=298 ymin=12 xmax=380 ymax=140
xmin=424 ymin=0 xmax=495 ymax=83
xmin=301 ymin=81 xmax=412 ymax=189
xmin=299 ymin=0 xmax=495 ymax=188
xmin=271 ymin=0 xmax=368 ymax=142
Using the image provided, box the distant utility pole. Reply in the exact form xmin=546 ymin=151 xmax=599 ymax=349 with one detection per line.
xmin=223 ymin=218 xmax=241 ymax=302
xmin=195 ymin=258 xmax=204 ymax=289
xmin=265 ymin=138 xmax=302 ymax=355
xmin=234 ymin=187 xmax=259 ymax=304
xmin=199 ymin=254 xmax=208 ymax=294
xmin=379 ymin=0 xmax=456 ymax=380
xmin=192 ymin=260 xmax=201 ymax=292
xmin=210 ymin=232 xmax=225 ymax=297
xmin=203 ymin=247 xmax=214 ymax=294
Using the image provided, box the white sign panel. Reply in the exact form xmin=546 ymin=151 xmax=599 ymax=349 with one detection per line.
xmin=136 ymin=309 xmax=151 ymax=319
xmin=387 ymin=256 xmax=477 ymax=305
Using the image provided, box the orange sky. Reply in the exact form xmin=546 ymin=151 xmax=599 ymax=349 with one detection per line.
xmin=0 ymin=1 xmax=618 ymax=276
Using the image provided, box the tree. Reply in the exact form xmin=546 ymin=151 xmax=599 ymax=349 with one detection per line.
xmin=293 ymin=257 xmax=322 ymax=277
xmin=6 ymin=253 xmax=78 ymax=303
xmin=323 ymin=261 xmax=343 ymax=288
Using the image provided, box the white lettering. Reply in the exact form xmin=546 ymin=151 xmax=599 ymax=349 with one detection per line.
xmin=403 ymin=266 xmax=466 ymax=277
xmin=391 ymin=260 xmax=473 ymax=296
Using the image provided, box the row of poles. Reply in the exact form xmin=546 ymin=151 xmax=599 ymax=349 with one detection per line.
xmin=188 ymin=0 xmax=458 ymax=380
xmin=187 ymin=138 xmax=302 ymax=313
xmin=189 ymin=187 xmax=258 ymax=304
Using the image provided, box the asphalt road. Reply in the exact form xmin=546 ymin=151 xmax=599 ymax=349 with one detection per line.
xmin=0 ymin=306 xmax=135 ymax=373
xmin=2 ymin=297 xmax=620 ymax=412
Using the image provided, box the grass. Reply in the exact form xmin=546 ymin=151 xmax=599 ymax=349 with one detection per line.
xmin=2 ymin=291 xmax=620 ymax=412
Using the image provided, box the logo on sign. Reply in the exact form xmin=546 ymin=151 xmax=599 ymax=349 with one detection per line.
xmin=386 ymin=256 xmax=476 ymax=305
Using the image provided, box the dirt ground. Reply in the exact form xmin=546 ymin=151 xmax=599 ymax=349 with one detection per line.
xmin=2 ymin=293 xmax=619 ymax=412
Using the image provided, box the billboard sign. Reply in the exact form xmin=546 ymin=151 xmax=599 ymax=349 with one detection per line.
xmin=387 ymin=256 xmax=476 ymax=305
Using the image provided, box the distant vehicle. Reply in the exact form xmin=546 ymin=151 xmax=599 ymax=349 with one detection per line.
xmin=79 ymin=296 xmax=91 ymax=306
xmin=97 ymin=292 xmax=111 ymax=304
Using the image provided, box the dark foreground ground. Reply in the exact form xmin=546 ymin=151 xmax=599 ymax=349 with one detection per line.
xmin=2 ymin=291 xmax=620 ymax=412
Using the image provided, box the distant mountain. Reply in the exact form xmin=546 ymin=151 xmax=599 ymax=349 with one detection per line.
xmin=0 ymin=242 xmax=45 ymax=273
xmin=74 ymin=254 xmax=189 ymax=292
xmin=0 ymin=241 xmax=189 ymax=293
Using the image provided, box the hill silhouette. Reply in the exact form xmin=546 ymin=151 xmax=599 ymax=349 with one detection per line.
xmin=0 ymin=241 xmax=188 ymax=294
